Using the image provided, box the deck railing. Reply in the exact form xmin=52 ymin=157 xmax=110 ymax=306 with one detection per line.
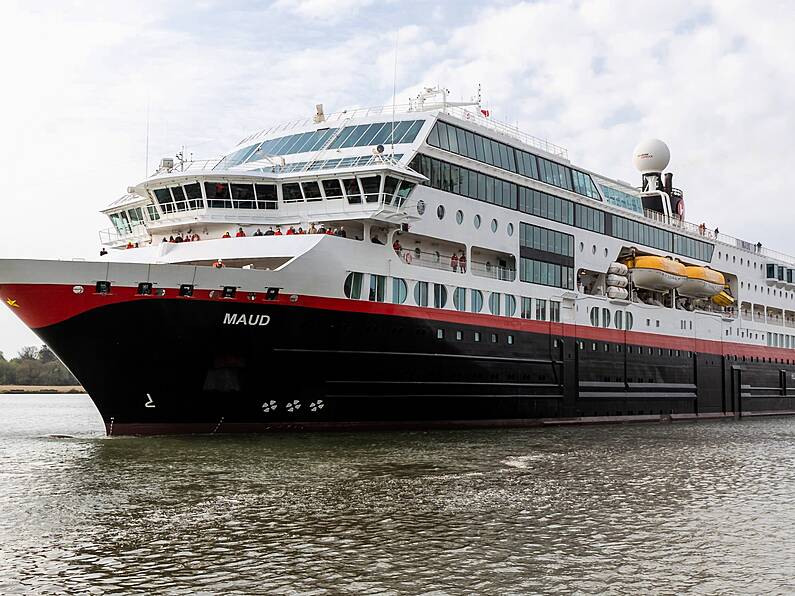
xmin=396 ymin=248 xmax=516 ymax=281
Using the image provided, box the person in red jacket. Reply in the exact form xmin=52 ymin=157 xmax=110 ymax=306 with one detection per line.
xmin=235 ymin=227 xmax=246 ymax=237
xmin=450 ymin=252 xmax=459 ymax=273
xmin=274 ymin=227 xmax=283 ymax=236
xmin=222 ymin=231 xmax=231 ymax=239
xmin=458 ymin=251 xmax=467 ymax=273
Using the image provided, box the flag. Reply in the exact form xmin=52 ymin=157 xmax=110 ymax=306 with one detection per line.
xmin=480 ymin=109 xmax=490 ymax=117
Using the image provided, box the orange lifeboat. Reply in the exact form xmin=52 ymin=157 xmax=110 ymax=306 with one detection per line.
xmin=626 ymin=256 xmax=686 ymax=291
xmin=678 ymin=266 xmax=725 ymax=299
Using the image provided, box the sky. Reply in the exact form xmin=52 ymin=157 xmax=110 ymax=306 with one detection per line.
xmin=1 ymin=0 xmax=795 ymax=357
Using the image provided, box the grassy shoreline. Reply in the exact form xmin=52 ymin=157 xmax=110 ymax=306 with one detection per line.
xmin=0 ymin=385 xmax=85 ymax=395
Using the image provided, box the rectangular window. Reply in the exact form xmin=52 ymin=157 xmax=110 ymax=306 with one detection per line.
xmin=255 ymin=184 xmax=278 ymax=209
xmin=321 ymin=179 xmax=344 ymax=200
xmin=231 ymin=183 xmax=255 ymax=209
xmin=369 ymin=274 xmax=386 ymax=302
xmin=183 ymin=183 xmax=203 ymax=210
xmin=521 ymin=297 xmax=532 ymax=319
xmin=520 ymin=223 xmax=574 ymax=258
xmin=535 ymin=299 xmax=547 ymax=321
xmin=342 ymin=178 xmax=362 ymax=203
xmin=281 ymin=183 xmax=303 ymax=203
xmin=301 ymin=181 xmax=323 ymax=202
xmin=360 ymin=176 xmax=381 ymax=203
xmin=204 ymin=182 xmax=232 ymax=209
xmin=550 ymin=301 xmax=561 ymax=322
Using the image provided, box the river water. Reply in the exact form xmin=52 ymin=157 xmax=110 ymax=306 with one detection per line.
xmin=1 ymin=395 xmax=794 ymax=595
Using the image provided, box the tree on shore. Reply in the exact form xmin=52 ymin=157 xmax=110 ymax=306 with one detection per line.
xmin=0 ymin=346 xmax=78 ymax=386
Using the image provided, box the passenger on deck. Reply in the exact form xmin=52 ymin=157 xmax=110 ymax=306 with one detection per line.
xmin=297 ymin=227 xmax=305 ymax=234
xmin=236 ymin=227 xmax=246 ymax=237
xmin=286 ymin=226 xmax=296 ymax=235
xmin=175 ymin=234 xmax=184 ymax=243
xmin=169 ymin=235 xmax=175 ymax=243
xmin=318 ymin=224 xmax=327 ymax=234
xmin=213 ymin=259 xmax=224 ymax=268
xmin=222 ymin=231 xmax=231 ymax=239
xmin=308 ymin=224 xmax=318 ymax=234
xmin=162 ymin=237 xmax=168 ymax=243
xmin=191 ymin=233 xmax=200 ymax=241
xmin=459 ymin=251 xmax=467 ymax=273
xmin=338 ymin=226 xmax=347 ymax=238
xmin=126 ymin=242 xmax=134 ymax=249
xmin=274 ymin=227 xmax=283 ymax=236
xmin=253 ymin=228 xmax=264 ymax=237
xmin=393 ymin=238 xmax=402 ymax=254
xmin=326 ymin=227 xmax=334 ymax=235
xmin=183 ymin=234 xmax=191 ymax=242
xmin=100 ymin=248 xmax=108 ymax=256
xmin=450 ymin=252 xmax=459 ymax=272
xmin=264 ymin=227 xmax=275 ymax=236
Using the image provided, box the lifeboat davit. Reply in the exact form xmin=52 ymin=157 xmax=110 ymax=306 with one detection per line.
xmin=678 ymin=266 xmax=725 ymax=299
xmin=626 ymin=256 xmax=686 ymax=291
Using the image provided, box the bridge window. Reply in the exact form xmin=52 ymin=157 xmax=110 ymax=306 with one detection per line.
xmin=361 ymin=176 xmax=381 ymax=203
xmin=255 ymin=184 xmax=277 ymax=209
xmin=204 ymin=182 xmax=231 ymax=209
xmin=282 ymin=183 xmax=302 ymax=203
xmin=231 ymin=184 xmax=255 ymax=209
xmin=383 ymin=176 xmax=400 ymax=204
xmin=184 ymin=182 xmax=204 ymax=209
xmin=301 ymin=181 xmax=323 ymax=202
xmin=343 ymin=178 xmax=362 ymax=203
xmin=322 ymin=179 xmax=344 ymax=200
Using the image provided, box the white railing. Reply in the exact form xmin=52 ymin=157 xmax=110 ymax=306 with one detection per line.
xmin=99 ymin=223 xmax=150 ymax=247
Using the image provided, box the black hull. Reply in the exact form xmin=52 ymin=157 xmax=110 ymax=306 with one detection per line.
xmin=28 ymin=296 xmax=795 ymax=435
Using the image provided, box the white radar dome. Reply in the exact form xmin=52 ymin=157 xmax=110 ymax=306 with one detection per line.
xmin=632 ymin=139 xmax=670 ymax=174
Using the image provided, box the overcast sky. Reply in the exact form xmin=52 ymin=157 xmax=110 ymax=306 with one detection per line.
xmin=1 ymin=0 xmax=794 ymax=357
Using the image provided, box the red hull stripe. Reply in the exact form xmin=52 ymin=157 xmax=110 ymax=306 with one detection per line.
xmin=1 ymin=282 xmax=791 ymax=361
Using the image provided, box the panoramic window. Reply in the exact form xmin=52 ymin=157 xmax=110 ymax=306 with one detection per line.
xmin=414 ymin=281 xmax=429 ymax=307
xmin=153 ymin=188 xmax=175 ymax=213
xmin=369 ymin=274 xmax=386 ymax=302
xmin=453 ymin=287 xmax=467 ymax=311
xmin=489 ymin=292 xmax=501 ymax=316
xmin=392 ymin=278 xmax=408 ymax=304
xmin=383 ymin=176 xmax=400 ymax=204
xmin=360 ymin=176 xmax=381 ymax=203
xmin=433 ymin=283 xmax=447 ymax=309
xmin=343 ymin=272 xmax=363 ymax=299
xmin=470 ymin=289 xmax=484 ymax=313
xmin=170 ymin=186 xmax=188 ymax=211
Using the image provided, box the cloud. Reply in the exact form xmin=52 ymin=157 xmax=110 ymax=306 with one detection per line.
xmin=271 ymin=0 xmax=376 ymax=20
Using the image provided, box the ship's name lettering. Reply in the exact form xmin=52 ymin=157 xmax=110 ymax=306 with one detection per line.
xmin=223 ymin=313 xmax=271 ymax=326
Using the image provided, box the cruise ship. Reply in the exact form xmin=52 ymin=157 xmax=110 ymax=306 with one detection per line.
xmin=3 ymin=87 xmax=795 ymax=435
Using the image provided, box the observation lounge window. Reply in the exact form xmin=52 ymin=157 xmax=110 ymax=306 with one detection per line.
xmin=154 ymin=188 xmax=175 ymax=213
xmin=322 ymin=179 xmax=344 ymax=200
xmin=204 ymin=182 xmax=231 ymax=209
xmin=184 ymin=182 xmax=203 ymax=209
xmin=414 ymin=281 xmax=429 ymax=307
xmin=343 ymin=178 xmax=362 ymax=204
xmin=360 ymin=176 xmax=381 ymax=203
xmin=171 ymin=186 xmax=189 ymax=211
xmin=344 ymin=272 xmax=363 ymax=299
xmin=255 ymin=184 xmax=277 ymax=209
xmin=369 ymin=274 xmax=386 ymax=302
xmin=282 ymin=183 xmax=303 ymax=203
xmin=340 ymin=124 xmax=372 ymax=148
xmin=231 ymin=184 xmax=255 ymax=209
xmin=301 ymin=181 xmax=323 ymax=202
xmin=392 ymin=278 xmax=408 ymax=304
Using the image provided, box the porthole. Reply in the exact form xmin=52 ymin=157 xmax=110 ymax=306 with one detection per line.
xmin=437 ymin=204 xmax=445 ymax=220
xmin=507 ymin=222 xmax=514 ymax=236
xmin=416 ymin=200 xmax=426 ymax=215
xmin=474 ymin=214 xmax=481 ymax=229
xmin=491 ymin=219 xmax=498 ymax=233
xmin=456 ymin=210 xmax=464 ymax=225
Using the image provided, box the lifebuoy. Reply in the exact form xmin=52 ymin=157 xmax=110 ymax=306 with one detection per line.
xmin=404 ymin=252 xmax=412 ymax=264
